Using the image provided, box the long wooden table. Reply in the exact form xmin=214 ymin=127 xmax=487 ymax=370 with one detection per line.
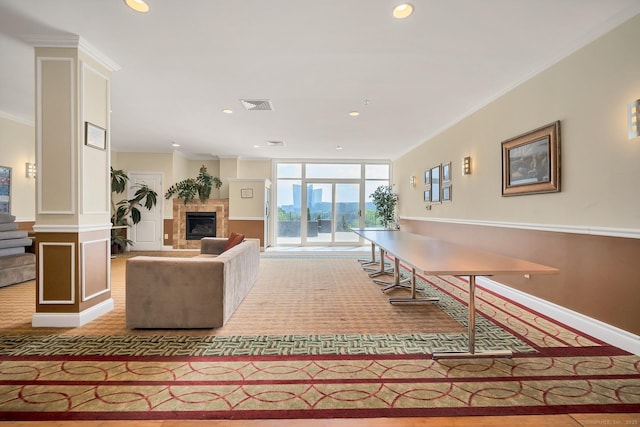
xmin=352 ymin=228 xmax=559 ymax=359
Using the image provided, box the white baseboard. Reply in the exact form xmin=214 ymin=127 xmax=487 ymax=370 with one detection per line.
xmin=477 ymin=277 xmax=640 ymax=356
xmin=32 ymin=298 xmax=114 ymax=328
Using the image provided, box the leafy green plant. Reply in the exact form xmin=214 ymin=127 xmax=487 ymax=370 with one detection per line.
xmin=164 ymin=165 xmax=222 ymax=204
xmin=370 ymin=185 xmax=398 ymax=228
xmin=111 ymin=167 xmax=158 ymax=250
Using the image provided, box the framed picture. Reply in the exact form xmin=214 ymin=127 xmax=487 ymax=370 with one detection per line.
xmin=442 ymin=185 xmax=451 ymax=202
xmin=424 ymin=169 xmax=431 ymax=185
xmin=442 ymin=162 xmax=451 ymax=183
xmin=502 ymin=121 xmax=560 ymax=196
xmin=423 ymin=190 xmax=431 ymax=202
xmin=0 ymin=166 xmax=10 ymax=214
xmin=85 ymin=122 xmax=106 ymax=150
xmin=430 ymin=164 xmax=441 ymax=203
xmin=241 ymin=188 xmax=253 ymax=198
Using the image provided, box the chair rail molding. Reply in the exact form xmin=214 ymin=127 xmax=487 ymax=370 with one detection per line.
xmin=400 ymin=216 xmax=640 ymax=240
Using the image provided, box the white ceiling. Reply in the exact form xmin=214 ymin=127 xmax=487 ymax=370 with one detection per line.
xmin=1 ymin=0 xmax=639 ymax=161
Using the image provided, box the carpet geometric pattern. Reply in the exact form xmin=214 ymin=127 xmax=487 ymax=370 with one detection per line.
xmin=0 ymin=254 xmax=638 ymax=421
xmin=0 ymin=267 xmax=535 ymax=357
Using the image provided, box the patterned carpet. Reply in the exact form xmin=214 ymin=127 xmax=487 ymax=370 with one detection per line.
xmin=0 ymin=253 xmax=638 ymax=420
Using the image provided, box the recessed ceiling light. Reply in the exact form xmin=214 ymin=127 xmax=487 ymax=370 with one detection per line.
xmin=124 ymin=0 xmax=149 ymax=13
xmin=336 ymin=145 xmax=343 ymax=150
xmin=266 ymin=140 xmax=285 ymax=147
xmin=222 ymin=109 xmax=233 ymax=114
xmin=171 ymin=142 xmax=180 ymax=148
xmin=349 ymin=111 xmax=360 ymax=117
xmin=392 ymin=3 xmax=414 ymax=19
xmin=253 ymin=145 xmax=261 ymax=148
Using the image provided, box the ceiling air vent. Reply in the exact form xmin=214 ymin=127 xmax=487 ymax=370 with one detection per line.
xmin=266 ymin=140 xmax=285 ymax=147
xmin=240 ymin=99 xmax=273 ymax=111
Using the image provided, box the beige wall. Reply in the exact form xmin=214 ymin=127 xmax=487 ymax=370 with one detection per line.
xmin=80 ymin=53 xmax=110 ymax=221
xmin=394 ymin=14 xmax=640 ymax=336
xmin=394 ymin=13 xmax=640 ymax=230
xmin=0 ymin=116 xmax=36 ymax=221
xmin=171 ymin=152 xmax=189 ymax=184
xmin=228 ymin=179 xmax=267 ymax=219
xmin=239 ymin=159 xmax=273 ymax=181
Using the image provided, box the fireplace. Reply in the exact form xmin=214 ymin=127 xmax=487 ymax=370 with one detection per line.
xmin=186 ymin=212 xmax=217 ymax=240
xmin=173 ymin=199 xmax=228 ymax=249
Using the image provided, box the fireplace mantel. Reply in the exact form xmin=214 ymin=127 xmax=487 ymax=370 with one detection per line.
xmin=173 ymin=198 xmax=229 ymax=249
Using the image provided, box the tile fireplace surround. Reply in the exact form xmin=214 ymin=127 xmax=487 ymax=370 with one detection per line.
xmin=172 ymin=198 xmax=229 ymax=249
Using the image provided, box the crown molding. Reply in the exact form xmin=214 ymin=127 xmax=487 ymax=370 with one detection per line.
xmin=22 ymin=34 xmax=121 ymax=72
xmin=0 ymin=110 xmax=34 ymax=127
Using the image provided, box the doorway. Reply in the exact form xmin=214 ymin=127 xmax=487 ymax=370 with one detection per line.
xmin=127 ymin=172 xmax=163 ymax=251
xmin=304 ymin=182 xmax=360 ymax=245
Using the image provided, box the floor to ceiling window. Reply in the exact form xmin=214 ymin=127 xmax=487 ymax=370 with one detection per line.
xmin=275 ymin=161 xmax=391 ymax=246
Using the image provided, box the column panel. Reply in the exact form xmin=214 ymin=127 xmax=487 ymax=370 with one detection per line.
xmin=39 ymin=241 xmax=75 ymax=305
xmin=37 ymin=57 xmax=75 ymax=214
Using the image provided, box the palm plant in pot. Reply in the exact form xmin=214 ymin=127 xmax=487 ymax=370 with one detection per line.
xmin=164 ymin=165 xmax=222 ymax=204
xmin=370 ymin=185 xmax=398 ymax=229
xmin=110 ymin=167 xmax=158 ymax=252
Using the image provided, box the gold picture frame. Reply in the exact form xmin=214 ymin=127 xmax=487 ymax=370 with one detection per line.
xmin=501 ymin=121 xmax=560 ymax=196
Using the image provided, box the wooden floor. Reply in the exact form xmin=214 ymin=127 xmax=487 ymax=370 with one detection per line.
xmin=2 ymin=413 xmax=639 ymax=426
xmin=0 ymin=414 xmax=633 ymax=426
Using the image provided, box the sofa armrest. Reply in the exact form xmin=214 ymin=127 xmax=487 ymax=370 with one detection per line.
xmin=200 ymin=237 xmax=226 ymax=255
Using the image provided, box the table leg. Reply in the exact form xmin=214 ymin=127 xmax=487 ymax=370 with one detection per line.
xmin=375 ymin=256 xmax=411 ymax=291
xmin=368 ymin=247 xmax=393 ymax=278
xmin=388 ymin=267 xmax=440 ymax=304
xmin=432 ymin=275 xmax=512 ymax=360
xmin=359 ymin=242 xmax=378 ymax=271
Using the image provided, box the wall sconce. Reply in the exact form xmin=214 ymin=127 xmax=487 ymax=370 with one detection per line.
xmin=629 ymin=99 xmax=640 ymax=139
xmin=25 ymin=163 xmax=36 ymax=179
xmin=409 ymin=175 xmax=416 ymax=187
xmin=462 ymin=156 xmax=472 ymax=175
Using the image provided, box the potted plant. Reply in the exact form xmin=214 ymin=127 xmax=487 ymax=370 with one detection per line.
xmin=370 ymin=185 xmax=398 ymax=229
xmin=110 ymin=167 xmax=159 ymax=252
xmin=164 ymin=165 xmax=222 ymax=204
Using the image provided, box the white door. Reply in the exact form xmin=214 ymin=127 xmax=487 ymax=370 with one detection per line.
xmin=128 ymin=172 xmax=163 ymax=251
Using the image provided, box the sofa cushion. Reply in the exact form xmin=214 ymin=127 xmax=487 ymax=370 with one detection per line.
xmin=0 ymin=230 xmax=28 ymax=240
xmin=0 ymin=222 xmax=18 ymax=232
xmin=0 ymin=214 xmax=16 ymax=224
xmin=0 ymin=247 xmax=25 ymax=257
xmin=0 ymin=237 xmax=32 ymax=249
xmin=224 ymin=232 xmax=245 ymax=251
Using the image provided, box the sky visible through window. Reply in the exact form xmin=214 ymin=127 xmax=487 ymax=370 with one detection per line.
xmin=276 ymin=163 xmax=389 ymax=205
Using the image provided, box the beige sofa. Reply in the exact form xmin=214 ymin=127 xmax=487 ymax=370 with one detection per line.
xmin=125 ymin=237 xmax=260 ymax=329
